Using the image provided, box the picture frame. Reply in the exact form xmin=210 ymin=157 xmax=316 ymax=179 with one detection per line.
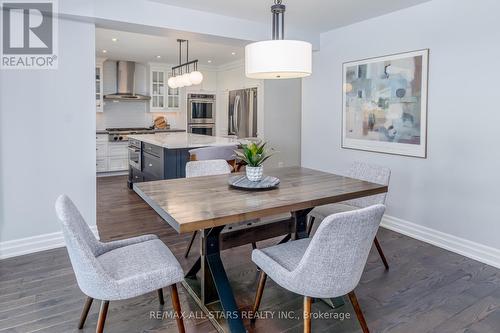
xmin=342 ymin=49 xmax=429 ymax=158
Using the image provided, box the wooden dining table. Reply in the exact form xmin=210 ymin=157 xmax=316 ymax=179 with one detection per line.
xmin=134 ymin=166 xmax=388 ymax=333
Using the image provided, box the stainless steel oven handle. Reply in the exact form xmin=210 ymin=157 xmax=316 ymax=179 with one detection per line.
xmin=188 ymin=99 xmax=215 ymax=102
xmin=128 ymin=147 xmax=141 ymax=153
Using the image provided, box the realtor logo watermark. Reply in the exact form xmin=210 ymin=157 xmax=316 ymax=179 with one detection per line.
xmin=1 ymin=0 xmax=58 ymax=69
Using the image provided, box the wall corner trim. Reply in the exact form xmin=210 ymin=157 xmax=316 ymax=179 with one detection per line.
xmin=0 ymin=225 xmax=100 ymax=260
xmin=381 ymin=215 xmax=500 ymax=269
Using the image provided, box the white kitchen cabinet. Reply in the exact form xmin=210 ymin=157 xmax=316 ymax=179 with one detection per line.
xmin=96 ymin=135 xmax=128 ymax=174
xmin=108 ymin=156 xmax=129 ymax=171
xmin=108 ymin=142 xmax=128 ymax=157
xmin=150 ymin=66 xmax=180 ymax=112
xmin=107 ymin=142 xmax=128 ymax=171
xmin=96 ymin=157 xmax=108 ymax=172
xmin=96 ymin=142 xmax=107 ymax=158
xmin=167 ymin=72 xmax=180 ymax=109
xmin=150 ymin=68 xmax=166 ymax=111
xmin=96 ymin=65 xmax=103 ymax=112
xmin=96 ymin=58 xmax=106 ymax=113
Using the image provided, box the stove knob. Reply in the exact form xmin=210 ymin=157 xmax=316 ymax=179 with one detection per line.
xmin=113 ymin=136 xmax=118 ymax=141
xmin=119 ymin=136 xmax=123 ymax=141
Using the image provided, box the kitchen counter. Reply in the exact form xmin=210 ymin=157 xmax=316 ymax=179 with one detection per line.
xmin=127 ymin=133 xmax=239 ymax=149
xmin=127 ymin=133 xmax=239 ymax=187
xmin=96 ymin=128 xmax=185 ymax=134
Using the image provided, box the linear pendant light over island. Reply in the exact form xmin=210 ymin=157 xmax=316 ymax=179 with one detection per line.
xmin=245 ymin=0 xmax=312 ymax=79
xmin=168 ymin=39 xmax=203 ymax=89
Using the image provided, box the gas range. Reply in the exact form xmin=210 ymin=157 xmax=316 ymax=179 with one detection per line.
xmin=106 ymin=127 xmax=168 ymax=142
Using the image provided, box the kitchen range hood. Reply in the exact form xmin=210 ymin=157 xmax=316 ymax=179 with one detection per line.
xmin=104 ymin=61 xmax=151 ymax=101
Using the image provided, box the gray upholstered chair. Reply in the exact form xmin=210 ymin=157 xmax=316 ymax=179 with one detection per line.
xmin=184 ymin=159 xmax=233 ymax=258
xmin=308 ymin=161 xmax=391 ymax=269
xmin=185 ymin=159 xmax=232 ymax=178
xmin=251 ymin=204 xmax=386 ymax=333
xmin=189 ymin=144 xmax=242 ymax=171
xmin=188 ymin=145 xmax=238 ymax=162
xmin=55 ymin=195 xmax=186 ymax=333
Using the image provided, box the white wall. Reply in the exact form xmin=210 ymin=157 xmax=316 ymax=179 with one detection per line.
xmin=0 ymin=19 xmax=96 ymax=244
xmin=302 ymin=0 xmax=500 ymax=250
xmin=264 ymin=79 xmax=302 ymax=168
xmin=215 ymin=61 xmax=302 ymax=167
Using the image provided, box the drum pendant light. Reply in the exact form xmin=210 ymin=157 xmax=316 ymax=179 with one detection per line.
xmin=245 ymin=0 xmax=312 ymax=79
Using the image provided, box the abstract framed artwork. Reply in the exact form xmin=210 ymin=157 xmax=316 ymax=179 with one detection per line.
xmin=342 ymin=49 xmax=429 ymax=158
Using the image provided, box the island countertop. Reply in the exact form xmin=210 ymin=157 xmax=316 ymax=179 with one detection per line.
xmin=127 ymin=132 xmax=239 ymax=149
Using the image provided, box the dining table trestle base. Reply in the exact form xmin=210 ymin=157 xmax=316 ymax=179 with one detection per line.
xmin=182 ymin=224 xmax=247 ymax=333
xmin=181 ymin=208 xmax=345 ymax=333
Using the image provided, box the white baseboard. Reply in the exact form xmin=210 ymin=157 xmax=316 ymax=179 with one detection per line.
xmin=0 ymin=225 xmax=99 ymax=260
xmin=381 ymin=215 xmax=500 ymax=269
xmin=96 ymin=171 xmax=128 ymax=177
xmin=2 ymin=215 xmax=500 ymax=270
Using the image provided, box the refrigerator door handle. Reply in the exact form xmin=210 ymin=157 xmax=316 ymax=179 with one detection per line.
xmin=234 ymin=95 xmax=240 ymax=135
xmin=248 ymin=89 xmax=255 ymax=137
xmin=228 ymin=97 xmax=233 ymax=134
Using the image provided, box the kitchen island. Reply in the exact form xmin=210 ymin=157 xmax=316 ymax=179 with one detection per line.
xmin=126 ymin=133 xmax=239 ymax=188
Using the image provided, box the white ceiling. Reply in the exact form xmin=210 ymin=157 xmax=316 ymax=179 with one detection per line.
xmin=97 ymin=0 xmax=432 ymax=64
xmin=150 ymin=0 xmax=432 ymax=33
xmin=95 ymin=28 xmax=245 ymax=66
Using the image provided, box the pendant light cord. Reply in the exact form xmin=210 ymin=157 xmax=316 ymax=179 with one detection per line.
xmin=171 ymin=39 xmax=199 ymax=78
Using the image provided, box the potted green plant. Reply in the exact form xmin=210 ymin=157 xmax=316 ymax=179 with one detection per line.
xmin=234 ymin=140 xmax=273 ymax=181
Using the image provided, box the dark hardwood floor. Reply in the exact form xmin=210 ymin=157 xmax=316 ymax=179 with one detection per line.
xmin=1 ymin=175 xmax=500 ymax=332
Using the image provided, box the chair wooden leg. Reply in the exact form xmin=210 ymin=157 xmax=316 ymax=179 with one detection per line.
xmin=184 ymin=230 xmax=198 ymax=258
xmin=373 ymin=237 xmax=389 ymax=270
xmin=78 ymin=296 xmax=93 ymax=329
xmin=252 ymin=242 xmax=261 ymax=270
xmin=96 ymin=300 xmax=109 ymax=333
xmin=278 ymin=234 xmax=291 ymax=244
xmin=303 ymin=296 xmax=312 ymax=333
xmin=157 ymin=288 xmax=165 ymax=305
xmin=251 ymin=271 xmax=267 ymax=323
xmin=307 ymin=216 xmax=316 ymax=236
xmin=170 ymin=284 xmax=186 ymax=333
xmin=348 ymin=291 xmax=369 ymax=333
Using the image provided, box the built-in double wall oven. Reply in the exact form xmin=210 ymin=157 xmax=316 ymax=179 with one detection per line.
xmin=187 ymin=93 xmax=215 ymax=136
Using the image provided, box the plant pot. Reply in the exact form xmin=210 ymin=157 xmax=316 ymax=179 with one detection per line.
xmin=246 ymin=165 xmax=264 ymax=182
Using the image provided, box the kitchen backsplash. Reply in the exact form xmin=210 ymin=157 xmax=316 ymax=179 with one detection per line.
xmin=96 ymin=101 xmax=179 ymax=129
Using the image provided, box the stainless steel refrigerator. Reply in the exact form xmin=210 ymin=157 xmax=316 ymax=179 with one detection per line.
xmin=228 ymin=88 xmax=258 ymax=138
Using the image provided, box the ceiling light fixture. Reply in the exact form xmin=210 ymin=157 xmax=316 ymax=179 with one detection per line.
xmin=102 ymin=50 xmax=107 ymax=53
xmin=231 ymin=52 xmax=236 ymax=55
xmin=245 ymin=0 xmax=312 ymax=79
xmin=167 ymin=39 xmax=203 ymax=89
xmin=111 ymin=38 xmax=118 ymax=42
xmin=207 ymin=60 xmax=212 ymax=63
xmin=156 ymin=55 xmax=162 ymax=59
